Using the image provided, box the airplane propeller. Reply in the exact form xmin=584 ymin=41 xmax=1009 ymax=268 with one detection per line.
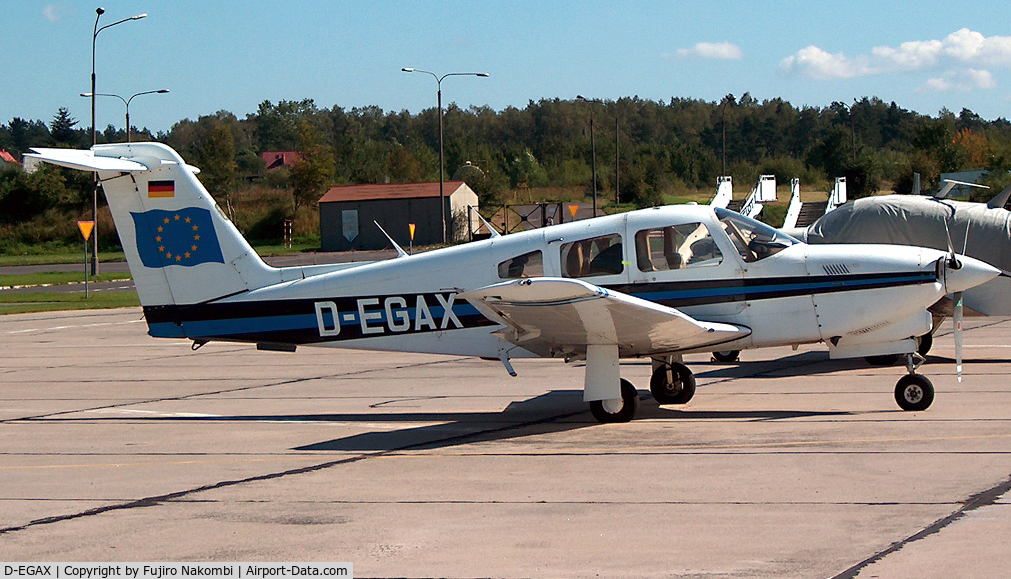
xmin=953 ymin=291 xmax=964 ymax=382
xmin=942 ymin=217 xmax=965 ymax=382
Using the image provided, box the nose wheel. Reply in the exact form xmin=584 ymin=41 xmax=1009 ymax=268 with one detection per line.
xmin=894 ymin=353 xmax=934 ymax=411
xmin=895 ymin=374 xmax=934 ymax=411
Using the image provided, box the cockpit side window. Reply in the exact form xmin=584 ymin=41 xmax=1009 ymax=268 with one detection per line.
xmin=634 ymin=223 xmax=723 ymax=272
xmin=497 ymin=250 xmax=544 ymax=279
xmin=560 ymin=233 xmax=624 ymax=277
xmin=714 ymin=208 xmax=799 ymax=262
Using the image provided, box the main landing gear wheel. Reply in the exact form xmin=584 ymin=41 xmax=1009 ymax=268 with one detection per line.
xmin=711 ymin=350 xmax=741 ymax=363
xmin=589 ymin=379 xmax=640 ymax=423
xmin=894 ymin=374 xmax=934 ymax=411
xmin=650 ymin=362 xmax=696 ymax=405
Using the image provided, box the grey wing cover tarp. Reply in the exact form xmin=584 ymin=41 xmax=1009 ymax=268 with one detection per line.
xmin=459 ymin=278 xmax=751 ymax=358
xmin=806 ymin=194 xmax=1011 ymax=315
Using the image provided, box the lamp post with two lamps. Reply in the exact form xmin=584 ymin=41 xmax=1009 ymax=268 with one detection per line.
xmin=81 ymin=89 xmax=170 ymax=142
xmin=401 ymin=68 xmax=489 ymax=244
xmin=89 ymin=7 xmax=147 ymax=275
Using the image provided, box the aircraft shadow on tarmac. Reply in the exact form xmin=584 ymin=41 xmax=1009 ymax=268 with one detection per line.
xmin=67 ymin=349 xmax=892 ymax=453
xmin=54 ymin=388 xmax=854 ymax=452
xmin=287 ymin=393 xmax=853 ymax=453
xmin=49 ymin=348 xmax=958 ymax=453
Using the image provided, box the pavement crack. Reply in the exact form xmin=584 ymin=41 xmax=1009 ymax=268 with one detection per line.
xmin=0 ymin=407 xmax=584 ymax=537
xmin=829 ymin=472 xmax=1011 ymax=579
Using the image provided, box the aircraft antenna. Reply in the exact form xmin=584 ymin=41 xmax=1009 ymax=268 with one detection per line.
xmin=373 ymin=221 xmax=409 ymax=258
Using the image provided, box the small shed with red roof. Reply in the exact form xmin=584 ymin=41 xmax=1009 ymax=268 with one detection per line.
xmin=318 ymin=181 xmax=479 ymax=251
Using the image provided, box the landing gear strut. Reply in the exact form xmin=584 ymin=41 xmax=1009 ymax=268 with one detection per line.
xmin=894 ymin=353 xmax=934 ymax=411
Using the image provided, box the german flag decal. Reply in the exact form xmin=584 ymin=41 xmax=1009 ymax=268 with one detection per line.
xmin=148 ymin=180 xmax=175 ymax=198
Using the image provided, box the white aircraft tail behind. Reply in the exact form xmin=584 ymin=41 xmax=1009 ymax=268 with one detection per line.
xmin=26 ymin=143 xmax=282 ymax=307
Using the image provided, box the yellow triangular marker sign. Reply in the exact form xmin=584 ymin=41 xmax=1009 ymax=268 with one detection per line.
xmin=568 ymin=205 xmax=579 ymax=219
xmin=409 ymin=223 xmax=416 ymax=240
xmin=78 ymin=220 xmax=95 ymax=241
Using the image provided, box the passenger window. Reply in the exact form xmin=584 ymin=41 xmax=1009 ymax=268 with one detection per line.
xmin=634 ymin=223 xmax=723 ymax=272
xmin=498 ymin=250 xmax=544 ymax=279
xmin=560 ymin=234 xmax=624 ymax=277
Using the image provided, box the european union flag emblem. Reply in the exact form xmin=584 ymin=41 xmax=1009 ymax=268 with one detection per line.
xmin=131 ymin=208 xmax=225 ymax=268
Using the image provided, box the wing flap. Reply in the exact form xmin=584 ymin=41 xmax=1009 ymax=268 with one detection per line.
xmin=459 ymin=278 xmax=751 ymax=357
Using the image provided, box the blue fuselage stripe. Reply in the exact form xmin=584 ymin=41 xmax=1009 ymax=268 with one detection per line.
xmin=143 ymin=271 xmax=935 ymax=343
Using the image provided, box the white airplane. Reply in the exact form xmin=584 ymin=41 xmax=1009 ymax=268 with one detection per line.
xmin=26 ymin=143 xmax=1001 ymax=423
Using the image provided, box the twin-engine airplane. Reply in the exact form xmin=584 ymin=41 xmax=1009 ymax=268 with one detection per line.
xmin=27 ymin=143 xmax=1001 ymax=423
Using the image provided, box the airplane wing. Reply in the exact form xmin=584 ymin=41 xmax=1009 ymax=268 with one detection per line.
xmin=459 ymin=278 xmax=751 ymax=358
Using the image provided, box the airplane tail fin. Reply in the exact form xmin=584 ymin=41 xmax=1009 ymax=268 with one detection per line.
xmin=25 ymin=143 xmax=281 ymax=308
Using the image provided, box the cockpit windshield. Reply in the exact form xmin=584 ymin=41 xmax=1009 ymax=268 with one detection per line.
xmin=714 ymin=207 xmax=800 ymax=262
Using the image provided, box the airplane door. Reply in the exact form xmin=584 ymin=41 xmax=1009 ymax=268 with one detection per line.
xmin=713 ymin=208 xmax=820 ymax=345
xmin=626 ymin=218 xmax=746 ymax=318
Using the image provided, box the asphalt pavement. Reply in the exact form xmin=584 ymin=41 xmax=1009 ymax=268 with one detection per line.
xmin=1 ymin=308 xmax=1010 ymax=577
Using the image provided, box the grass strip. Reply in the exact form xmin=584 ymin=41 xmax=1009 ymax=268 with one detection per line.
xmin=0 ymin=272 xmax=132 ymax=288
xmin=0 ymin=290 xmax=140 ymax=314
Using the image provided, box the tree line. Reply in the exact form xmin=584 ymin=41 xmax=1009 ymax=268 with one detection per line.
xmin=4 ymin=94 xmax=1011 ymax=242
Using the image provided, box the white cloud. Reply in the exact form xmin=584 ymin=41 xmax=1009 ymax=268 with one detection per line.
xmin=917 ymin=69 xmax=997 ymax=93
xmin=872 ymin=39 xmax=942 ymax=70
xmin=675 ymin=42 xmax=743 ymax=60
xmin=778 ymin=46 xmax=874 ymax=79
xmin=43 ymin=5 xmax=66 ymax=22
xmin=781 ymin=28 xmax=1011 ymax=84
xmin=943 ymin=28 xmax=985 ymax=61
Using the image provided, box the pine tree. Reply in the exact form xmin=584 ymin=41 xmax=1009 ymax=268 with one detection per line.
xmin=50 ymin=107 xmax=79 ymax=145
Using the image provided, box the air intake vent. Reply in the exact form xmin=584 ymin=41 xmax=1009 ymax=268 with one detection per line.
xmin=823 ymin=263 xmax=850 ymax=276
xmin=849 ymin=320 xmax=891 ymax=335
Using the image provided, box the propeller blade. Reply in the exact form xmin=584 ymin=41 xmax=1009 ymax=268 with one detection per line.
xmin=954 ymin=291 xmax=964 ymax=383
xmin=943 ymin=219 xmax=955 ymax=257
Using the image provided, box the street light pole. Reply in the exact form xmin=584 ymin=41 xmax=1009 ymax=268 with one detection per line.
xmin=614 ymin=112 xmax=619 ymax=205
xmin=82 ymin=89 xmax=169 ymax=142
xmin=402 ymin=68 xmax=489 ymax=244
xmin=577 ymin=96 xmax=602 ymax=216
xmin=90 ymin=7 xmax=146 ymax=275
xmin=721 ymin=94 xmax=734 ymax=177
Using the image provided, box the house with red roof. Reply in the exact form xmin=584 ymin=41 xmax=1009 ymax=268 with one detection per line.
xmin=318 ymin=181 xmax=479 ymax=251
xmin=261 ymin=151 xmax=301 ymax=171
xmin=0 ymin=149 xmax=21 ymax=169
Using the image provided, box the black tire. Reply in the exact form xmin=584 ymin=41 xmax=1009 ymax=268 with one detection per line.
xmin=917 ymin=332 xmax=933 ymax=357
xmin=650 ymin=362 xmax=696 ymax=405
xmin=865 ymin=354 xmax=901 ymax=366
xmin=712 ymin=350 xmax=741 ymax=363
xmin=894 ymin=374 xmax=934 ymax=411
xmin=589 ymin=379 xmax=639 ymax=423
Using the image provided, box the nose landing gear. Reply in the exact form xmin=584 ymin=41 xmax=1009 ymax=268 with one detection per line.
xmin=894 ymin=353 xmax=934 ymax=411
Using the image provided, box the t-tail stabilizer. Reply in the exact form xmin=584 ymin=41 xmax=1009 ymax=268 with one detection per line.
xmin=25 ymin=143 xmax=284 ymax=307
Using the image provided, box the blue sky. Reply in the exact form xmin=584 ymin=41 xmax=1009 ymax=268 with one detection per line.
xmin=4 ymin=1 xmax=1011 ymax=135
